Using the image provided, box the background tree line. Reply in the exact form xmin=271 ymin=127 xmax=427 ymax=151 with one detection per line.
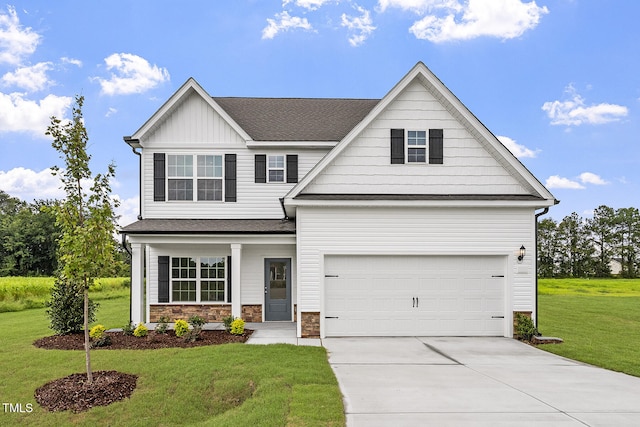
xmin=0 ymin=190 xmax=129 ymax=277
xmin=538 ymin=206 xmax=640 ymax=278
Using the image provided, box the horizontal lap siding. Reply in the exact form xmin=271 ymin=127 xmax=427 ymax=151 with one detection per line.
xmin=239 ymin=245 xmax=296 ymax=305
xmin=142 ymin=148 xmax=327 ymax=218
xmin=296 ymin=206 xmax=535 ymax=312
xmin=305 ymin=80 xmax=527 ymax=195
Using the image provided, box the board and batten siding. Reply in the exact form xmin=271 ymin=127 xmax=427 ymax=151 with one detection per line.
xmin=304 ymin=80 xmax=529 ymax=195
xmin=141 ymin=148 xmax=328 ymax=219
xmin=296 ymin=206 xmax=536 ymax=313
xmin=142 ymin=91 xmax=246 ymax=147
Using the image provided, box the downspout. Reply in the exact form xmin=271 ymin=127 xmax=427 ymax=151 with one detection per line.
xmin=123 ymin=137 xmax=142 ymax=323
xmin=534 ymin=207 xmax=550 ymax=330
xmin=121 ymin=233 xmax=133 ymax=323
xmin=279 ymin=197 xmax=289 ymax=220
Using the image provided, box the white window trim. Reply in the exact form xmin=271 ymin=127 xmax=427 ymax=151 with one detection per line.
xmin=166 ymin=154 xmax=225 ymax=202
xmin=170 ymin=256 xmax=227 ymax=304
xmin=267 ymin=154 xmax=286 ymax=183
xmin=406 ymin=130 xmax=427 ymax=164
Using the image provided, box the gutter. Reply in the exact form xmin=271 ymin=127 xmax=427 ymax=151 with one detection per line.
xmin=534 ymin=207 xmax=550 ymax=330
xmin=279 ymin=197 xmax=289 ymax=220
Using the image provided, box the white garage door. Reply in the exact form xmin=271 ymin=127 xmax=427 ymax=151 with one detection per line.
xmin=324 ymin=255 xmax=505 ymax=337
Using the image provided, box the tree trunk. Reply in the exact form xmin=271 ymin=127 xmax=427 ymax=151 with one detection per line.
xmin=84 ymin=278 xmax=93 ymax=384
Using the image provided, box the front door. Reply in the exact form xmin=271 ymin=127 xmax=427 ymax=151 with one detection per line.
xmin=264 ymin=258 xmax=292 ymax=321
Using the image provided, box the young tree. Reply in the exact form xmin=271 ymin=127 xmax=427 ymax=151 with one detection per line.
xmin=46 ymin=95 xmax=119 ymax=384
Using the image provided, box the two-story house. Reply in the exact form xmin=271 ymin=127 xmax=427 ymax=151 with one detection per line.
xmin=121 ymin=62 xmax=557 ymax=338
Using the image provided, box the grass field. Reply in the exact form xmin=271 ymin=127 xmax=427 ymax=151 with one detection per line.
xmin=0 ymin=296 xmax=345 ymax=426
xmin=537 ymin=278 xmax=640 ymax=377
xmin=0 ymin=277 xmax=130 ymax=313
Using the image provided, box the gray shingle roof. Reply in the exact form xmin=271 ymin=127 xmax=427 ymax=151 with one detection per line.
xmin=213 ymin=97 xmax=380 ymax=141
xmin=120 ymin=219 xmax=295 ymax=234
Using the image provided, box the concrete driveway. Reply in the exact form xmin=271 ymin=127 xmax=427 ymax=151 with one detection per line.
xmin=323 ymin=337 xmax=640 ymax=426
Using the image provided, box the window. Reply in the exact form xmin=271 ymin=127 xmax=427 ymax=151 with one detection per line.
xmin=171 ymin=256 xmax=226 ymax=303
xmin=407 ymin=131 xmax=426 ymax=163
xmin=268 ymin=155 xmax=285 ymax=183
xmin=167 ymin=155 xmax=223 ymax=201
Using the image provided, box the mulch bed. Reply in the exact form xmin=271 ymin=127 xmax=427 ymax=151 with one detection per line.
xmin=35 ymin=371 xmax=138 ymax=413
xmin=34 ymin=329 xmax=253 ymax=350
xmin=32 ymin=329 xmax=253 ymax=413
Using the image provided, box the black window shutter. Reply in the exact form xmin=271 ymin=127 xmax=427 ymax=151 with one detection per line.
xmin=429 ymin=129 xmax=444 ymax=164
xmin=158 ymin=256 xmax=169 ymax=303
xmin=390 ymin=129 xmax=405 ymax=164
xmin=153 ymin=153 xmax=166 ymax=201
xmin=227 ymin=255 xmax=232 ymax=303
xmin=225 ymin=154 xmax=237 ymax=202
xmin=255 ymin=155 xmax=266 ymax=183
xmin=286 ymin=155 xmax=298 ymax=183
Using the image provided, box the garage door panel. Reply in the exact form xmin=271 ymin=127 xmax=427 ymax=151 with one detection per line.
xmin=324 ymin=255 xmax=505 ymax=337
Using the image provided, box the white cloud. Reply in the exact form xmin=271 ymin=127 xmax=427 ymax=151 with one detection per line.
xmin=497 ymin=135 xmax=538 ymax=158
xmin=545 ymin=175 xmax=585 ymax=190
xmin=95 ymin=53 xmax=170 ymax=96
xmin=283 ymin=0 xmax=336 ymax=10
xmin=341 ymin=6 xmax=376 ymax=47
xmin=579 ymin=172 xmax=608 ymax=185
xmin=61 ymin=57 xmax=82 ymax=67
xmin=1 ymin=62 xmax=53 ymax=92
xmin=0 ymin=92 xmax=72 ymax=136
xmin=542 ymin=85 xmax=628 ymax=126
xmin=408 ymin=0 xmax=548 ymax=42
xmin=113 ymin=194 xmax=139 ymax=228
xmin=0 ymin=167 xmax=65 ymax=201
xmin=105 ymin=107 xmax=118 ymax=118
xmin=0 ymin=6 xmax=41 ymax=65
xmin=378 ymin=0 xmax=462 ymax=14
xmin=262 ymin=11 xmax=313 ymax=39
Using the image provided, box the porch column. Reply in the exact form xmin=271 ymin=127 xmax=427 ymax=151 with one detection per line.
xmin=231 ymin=243 xmax=242 ymax=318
xmin=130 ymin=243 xmax=145 ymax=324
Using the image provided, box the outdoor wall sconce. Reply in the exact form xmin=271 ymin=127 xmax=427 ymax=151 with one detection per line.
xmin=518 ymin=245 xmax=526 ymax=262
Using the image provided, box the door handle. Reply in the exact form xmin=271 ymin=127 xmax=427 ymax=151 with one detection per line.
xmin=264 ymin=286 xmax=267 ymax=294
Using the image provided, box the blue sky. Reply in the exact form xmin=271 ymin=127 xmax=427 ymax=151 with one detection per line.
xmin=0 ymin=1 xmax=638 ymax=226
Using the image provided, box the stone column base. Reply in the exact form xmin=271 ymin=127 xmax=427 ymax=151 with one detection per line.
xmin=301 ymin=312 xmax=320 ymax=338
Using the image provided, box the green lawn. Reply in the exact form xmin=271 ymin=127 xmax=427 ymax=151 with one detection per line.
xmin=537 ymin=278 xmax=640 ymax=377
xmin=0 ymin=297 xmax=345 ymax=426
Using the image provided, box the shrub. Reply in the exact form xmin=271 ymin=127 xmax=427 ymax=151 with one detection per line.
xmin=222 ymin=314 xmax=234 ymax=333
xmin=155 ymin=316 xmax=170 ymax=334
xmin=133 ymin=323 xmax=148 ymax=337
xmin=45 ymin=278 xmax=98 ymax=335
xmin=182 ymin=315 xmax=207 ymax=342
xmin=89 ymin=324 xmax=110 ymax=347
xmin=174 ymin=319 xmax=189 ymax=338
xmin=515 ymin=313 xmax=538 ymax=342
xmin=122 ymin=322 xmax=135 ymax=336
xmin=230 ymin=318 xmax=245 ymax=335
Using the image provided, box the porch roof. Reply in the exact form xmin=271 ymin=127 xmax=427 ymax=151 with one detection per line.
xmin=120 ymin=219 xmax=296 ymax=235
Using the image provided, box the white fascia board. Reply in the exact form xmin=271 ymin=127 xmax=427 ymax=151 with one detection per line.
xmin=286 ymin=198 xmax=557 ymax=209
xmin=131 ymin=78 xmax=253 ymax=143
xmin=126 ymin=234 xmax=296 ymax=245
xmin=246 ymin=141 xmax=337 ymax=149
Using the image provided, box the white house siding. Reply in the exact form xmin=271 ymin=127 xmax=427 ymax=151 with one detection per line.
xmin=304 ymin=80 xmax=529 ymax=195
xmin=141 ymin=148 xmax=329 ymax=219
xmin=296 ymin=206 xmax=536 ymax=316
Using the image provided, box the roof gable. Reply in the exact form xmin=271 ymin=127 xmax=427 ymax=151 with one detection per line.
xmin=285 ymin=62 xmax=556 ymax=205
xmin=129 ymin=78 xmax=252 ymax=144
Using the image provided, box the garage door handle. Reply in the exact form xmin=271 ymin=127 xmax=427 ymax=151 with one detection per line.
xmin=416 ymin=297 xmax=419 ymax=307
xmin=325 ymin=274 xmax=339 ymax=278
xmin=491 ymin=316 xmax=504 ymax=319
xmin=325 ymin=316 xmax=339 ymax=319
xmin=413 ymin=297 xmax=415 ymax=307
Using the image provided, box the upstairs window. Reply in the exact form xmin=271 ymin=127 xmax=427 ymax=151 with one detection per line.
xmin=167 ymin=154 xmax=222 ymax=201
xmin=390 ymin=129 xmax=443 ymax=165
xmin=407 ymin=131 xmax=427 ymax=163
xmin=268 ymin=155 xmax=285 ymax=182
